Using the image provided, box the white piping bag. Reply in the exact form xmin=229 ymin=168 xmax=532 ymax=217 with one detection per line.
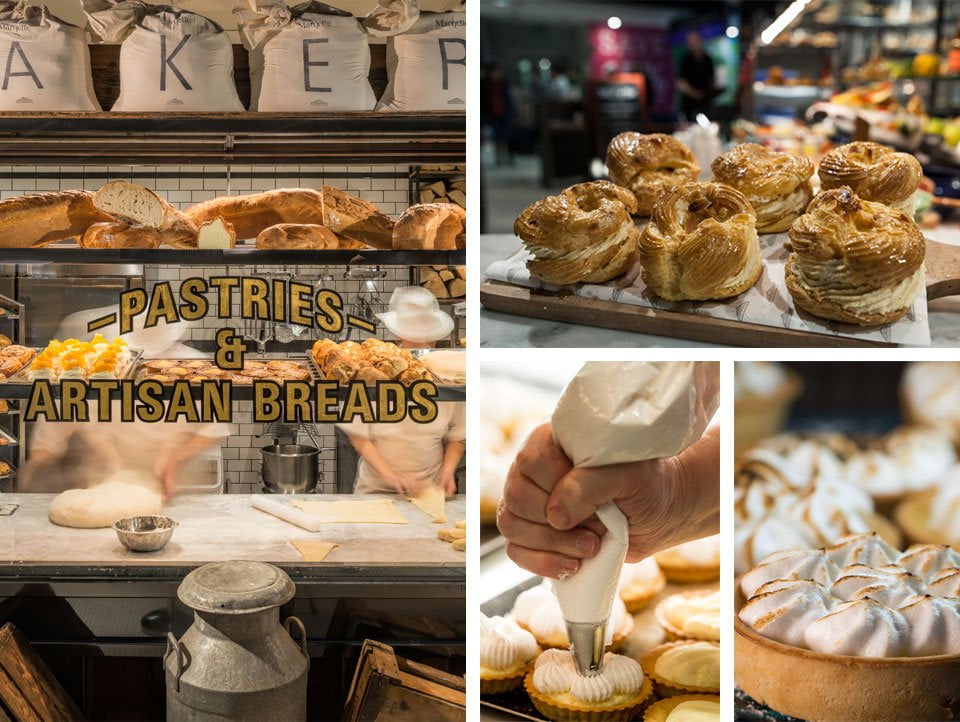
xmin=550 ymin=361 xmax=718 ymax=676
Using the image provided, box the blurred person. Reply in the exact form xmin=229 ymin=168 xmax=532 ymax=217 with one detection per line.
xmin=341 ymin=401 xmax=465 ymax=497
xmin=677 ymin=31 xmax=716 ymax=121
xmin=20 ymin=310 xmax=228 ymax=499
xmin=481 ymin=62 xmax=514 ymax=165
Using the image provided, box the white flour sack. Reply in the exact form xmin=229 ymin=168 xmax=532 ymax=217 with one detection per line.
xmin=82 ymin=1 xmax=243 ymax=111
xmin=237 ymin=1 xmax=375 ymax=111
xmin=0 ymin=3 xmax=100 ymax=110
xmin=377 ymin=11 xmax=466 ymax=112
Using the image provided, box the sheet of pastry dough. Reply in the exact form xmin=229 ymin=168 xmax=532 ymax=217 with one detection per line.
xmin=290 ymin=540 xmax=339 ymax=561
xmin=408 ymin=485 xmax=446 ymax=523
xmin=291 ymin=499 xmax=409 ymax=524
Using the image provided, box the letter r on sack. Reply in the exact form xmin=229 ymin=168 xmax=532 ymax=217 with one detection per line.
xmin=160 ymin=35 xmax=192 ymax=91
xmin=438 ymin=38 xmax=465 ymax=90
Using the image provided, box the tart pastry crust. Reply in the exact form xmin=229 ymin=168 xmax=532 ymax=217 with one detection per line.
xmin=524 ymin=669 xmax=654 ymax=722
xmin=642 ymin=694 xmax=721 ymax=722
xmin=639 ymin=182 xmax=761 ymax=301
xmin=785 ymin=186 xmax=925 ymax=326
xmin=641 ymin=641 xmax=721 ymax=697
xmin=606 ymin=132 xmax=701 ymax=216
xmin=711 ymin=143 xmax=814 ymax=233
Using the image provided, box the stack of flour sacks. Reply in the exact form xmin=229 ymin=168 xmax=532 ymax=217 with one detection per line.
xmin=0 ymin=0 xmax=465 ymax=112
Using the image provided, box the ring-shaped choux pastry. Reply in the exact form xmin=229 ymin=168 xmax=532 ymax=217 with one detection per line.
xmin=639 ymin=182 xmax=762 ymax=301
xmin=818 ymin=141 xmax=922 ymax=215
xmin=785 ymin=186 xmax=925 ymax=326
xmin=606 ymin=132 xmax=701 ymax=216
xmin=711 ymin=143 xmax=814 ymax=234
xmin=514 ymin=180 xmax=639 ymax=285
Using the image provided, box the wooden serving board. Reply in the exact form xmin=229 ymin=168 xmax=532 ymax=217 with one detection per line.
xmin=481 ymin=238 xmax=960 ymax=348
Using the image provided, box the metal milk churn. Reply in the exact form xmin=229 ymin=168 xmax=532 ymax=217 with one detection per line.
xmin=165 ymin=560 xmax=309 ymax=721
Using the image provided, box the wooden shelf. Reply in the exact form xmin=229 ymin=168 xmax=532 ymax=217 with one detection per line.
xmin=0 ymin=247 xmax=466 ymax=266
xmin=0 ymin=111 xmax=465 ymax=165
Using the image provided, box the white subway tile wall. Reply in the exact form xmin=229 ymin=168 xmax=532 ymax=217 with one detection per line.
xmin=2 ymin=164 xmax=465 ymax=494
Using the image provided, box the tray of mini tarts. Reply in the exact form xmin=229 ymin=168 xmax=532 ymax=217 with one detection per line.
xmin=734 ymin=590 xmax=960 ymax=721
xmin=5 ymin=347 xmax=142 ymax=385
xmin=134 ymin=356 xmax=315 ymax=385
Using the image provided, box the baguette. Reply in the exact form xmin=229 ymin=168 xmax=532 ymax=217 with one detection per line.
xmin=0 ymin=191 xmax=114 ymax=247
xmin=185 ymin=189 xmax=327 ymax=240
xmin=256 ymin=223 xmax=339 ymax=250
xmin=393 ymin=203 xmax=466 ymax=250
xmin=81 ymin=222 xmax=162 ymax=249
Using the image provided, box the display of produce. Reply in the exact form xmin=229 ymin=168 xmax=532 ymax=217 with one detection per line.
xmin=310 ymin=338 xmax=434 ymax=386
xmin=27 ymin=335 xmax=131 ymax=381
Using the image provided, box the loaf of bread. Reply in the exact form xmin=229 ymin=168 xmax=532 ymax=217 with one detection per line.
xmin=93 ymin=181 xmax=198 ymax=248
xmin=81 ymin=222 xmax=162 ymax=249
xmin=255 ymin=224 xmax=339 ymax=250
xmin=393 ymin=203 xmax=466 ymax=250
xmin=322 ymin=186 xmax=394 ymax=249
xmin=185 ymin=189 xmax=328 ymax=240
xmin=197 ymin=217 xmax=236 ymax=249
xmin=0 ymin=191 xmax=114 ymax=247
xmin=158 ymin=198 xmax=199 ymax=249
xmin=94 ymin=181 xmax=166 ymax=227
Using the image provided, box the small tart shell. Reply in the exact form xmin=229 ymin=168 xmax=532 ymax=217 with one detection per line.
xmin=654 ymin=590 xmax=719 ymax=641
xmin=524 ymin=670 xmax=654 ymax=721
xmin=895 ymin=489 xmax=956 ymax=546
xmin=653 ymin=555 xmax=719 ymax=584
xmin=619 ymin=570 xmax=667 ymax=612
xmin=641 ymin=641 xmax=720 ymax=697
xmin=643 ymin=694 xmax=720 ymax=722
xmin=518 ymin=614 xmax=635 ymax=651
xmin=479 ymin=655 xmax=538 ymax=695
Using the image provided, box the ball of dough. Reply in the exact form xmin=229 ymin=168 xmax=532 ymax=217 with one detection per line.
xmin=49 ymin=472 xmax=163 ymax=529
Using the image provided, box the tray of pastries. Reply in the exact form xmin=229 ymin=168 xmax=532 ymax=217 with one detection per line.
xmin=0 ymin=345 xmax=36 ymax=381
xmin=9 ymin=335 xmax=138 ymax=383
xmin=310 ymin=338 xmax=439 ymax=386
xmin=136 ymin=357 xmax=312 ymax=385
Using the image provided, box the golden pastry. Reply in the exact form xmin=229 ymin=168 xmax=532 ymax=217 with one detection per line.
xmin=643 ymin=695 xmax=721 ymax=722
xmin=785 ymin=187 xmax=925 ymax=326
xmin=818 ymin=141 xmax=922 ymax=215
xmin=606 ymin=132 xmax=700 ymax=215
xmin=639 ymin=182 xmax=761 ymax=300
xmin=655 ymin=590 xmax=720 ymax=641
xmin=711 ymin=143 xmax=814 ymax=233
xmin=514 ymin=181 xmax=639 ymax=284
xmin=641 ymin=641 xmax=720 ymax=698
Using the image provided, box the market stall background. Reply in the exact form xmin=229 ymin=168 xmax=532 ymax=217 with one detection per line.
xmin=479 ymin=0 xmax=960 ymax=348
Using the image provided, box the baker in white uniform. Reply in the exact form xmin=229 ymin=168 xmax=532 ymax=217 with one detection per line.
xmin=343 ymin=401 xmax=465 ymax=496
xmin=19 ymin=311 xmax=229 ymax=498
xmin=342 ymin=287 xmax=463 ymax=495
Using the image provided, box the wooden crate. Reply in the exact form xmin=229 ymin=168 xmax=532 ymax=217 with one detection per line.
xmin=0 ymin=623 xmax=84 ymax=721
xmin=343 ymin=640 xmax=465 ymax=722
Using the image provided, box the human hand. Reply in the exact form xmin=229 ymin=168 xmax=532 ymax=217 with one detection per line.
xmin=498 ymin=423 xmax=719 ymax=579
xmin=390 ymin=474 xmax=427 ymax=497
xmin=437 ymin=471 xmax=457 ymax=497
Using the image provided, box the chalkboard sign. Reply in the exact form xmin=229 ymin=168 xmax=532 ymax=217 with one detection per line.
xmin=592 ymin=79 xmax=644 ymax=151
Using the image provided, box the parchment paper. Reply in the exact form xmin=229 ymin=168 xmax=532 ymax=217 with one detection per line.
xmin=484 ymin=232 xmax=931 ymax=346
